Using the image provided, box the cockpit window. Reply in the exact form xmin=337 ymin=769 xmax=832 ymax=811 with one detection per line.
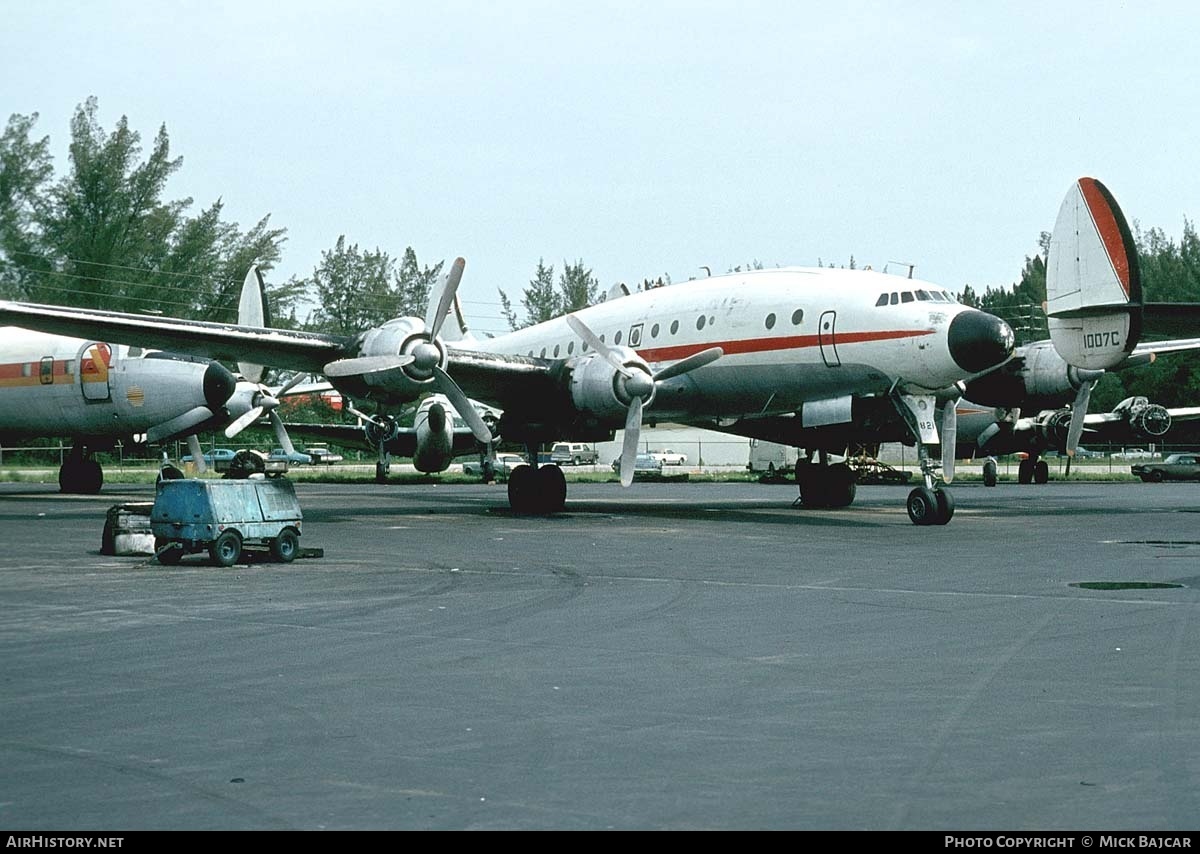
xmin=916 ymin=289 xmax=931 ymax=301
xmin=900 ymin=292 xmax=914 ymax=303
xmin=875 ymin=293 xmax=888 ymax=307
xmin=889 ymin=292 xmax=899 ymax=305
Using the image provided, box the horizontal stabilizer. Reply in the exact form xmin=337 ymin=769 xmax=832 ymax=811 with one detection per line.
xmin=1046 ymin=177 xmax=1142 ymax=369
xmin=1141 ymin=304 xmax=1200 ymax=339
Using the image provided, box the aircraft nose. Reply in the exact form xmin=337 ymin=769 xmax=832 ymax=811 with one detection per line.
xmin=203 ymin=361 xmax=238 ymax=411
xmin=948 ymin=309 xmax=1014 ymax=374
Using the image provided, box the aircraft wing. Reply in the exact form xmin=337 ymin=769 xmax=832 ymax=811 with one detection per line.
xmin=1131 ymin=338 xmax=1200 ymax=358
xmin=0 ymin=300 xmax=355 ymax=375
xmin=1143 ymin=304 xmax=1200 ymax=339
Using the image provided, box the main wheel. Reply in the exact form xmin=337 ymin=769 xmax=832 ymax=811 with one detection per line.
xmin=534 ymin=465 xmax=567 ymax=513
xmin=982 ymin=458 xmax=998 ymax=487
xmin=270 ymin=528 xmax=300 ymax=563
xmin=209 ymin=530 xmax=242 ymax=567
xmin=825 ymin=463 xmax=857 ymax=508
xmin=796 ymin=465 xmax=828 ymax=507
xmin=907 ymin=486 xmax=938 ymax=526
xmin=507 ymin=464 xmax=537 ymax=513
xmin=1017 ymin=458 xmax=1034 ymax=485
xmin=1033 ymin=460 xmax=1049 ymax=484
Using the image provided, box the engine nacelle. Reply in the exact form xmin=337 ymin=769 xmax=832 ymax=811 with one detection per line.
xmin=412 ymin=400 xmax=455 ymax=473
xmin=339 ymin=316 xmax=446 ymax=403
xmin=964 ymin=340 xmax=1103 ymax=408
xmin=568 ymin=349 xmax=653 ymax=424
xmin=1115 ymin=396 xmax=1172 ymax=438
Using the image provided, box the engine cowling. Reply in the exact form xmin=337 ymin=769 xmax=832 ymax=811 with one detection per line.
xmin=568 ymin=349 xmax=655 ymax=424
xmin=1115 ymin=396 xmax=1172 ymax=438
xmin=338 ymin=317 xmax=446 ymax=403
xmin=964 ymin=340 xmax=1103 ymax=408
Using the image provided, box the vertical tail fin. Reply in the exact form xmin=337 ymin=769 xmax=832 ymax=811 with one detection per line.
xmin=236 ymin=266 xmax=270 ymax=383
xmin=1045 ymin=177 xmax=1142 ymax=370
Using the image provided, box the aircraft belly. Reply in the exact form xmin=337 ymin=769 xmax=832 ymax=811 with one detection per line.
xmin=650 ymin=361 xmax=890 ymax=420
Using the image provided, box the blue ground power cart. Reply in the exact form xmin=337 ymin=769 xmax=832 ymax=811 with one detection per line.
xmin=151 ymin=477 xmax=303 ymax=566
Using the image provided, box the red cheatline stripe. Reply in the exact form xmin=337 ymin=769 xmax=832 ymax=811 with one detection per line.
xmin=636 ymin=329 xmax=932 ymax=362
xmin=1079 ymin=177 xmax=1131 ymax=298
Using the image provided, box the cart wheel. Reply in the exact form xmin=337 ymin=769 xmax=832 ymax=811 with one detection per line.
xmin=209 ymin=531 xmax=242 ymax=567
xmin=271 ymin=528 xmax=300 ymax=563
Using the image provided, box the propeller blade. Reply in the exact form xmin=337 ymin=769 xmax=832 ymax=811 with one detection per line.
xmin=653 ymin=346 xmax=724 ymax=382
xmin=1065 ymin=379 xmax=1097 ymax=456
xmin=269 ymin=410 xmax=296 ymax=455
xmin=427 ymin=257 xmax=465 ymax=341
xmin=275 ymin=371 xmax=308 ymax=398
xmin=566 ymin=315 xmax=633 ymax=377
xmin=224 ymin=405 xmax=264 ymax=438
xmin=186 ymin=433 xmax=207 ymax=475
xmin=431 ymin=366 xmax=493 ymax=444
xmin=620 ymin=396 xmax=643 ymax=487
xmin=146 ymin=406 xmax=214 ymax=443
xmin=323 ymin=354 xmax=415 ymax=378
xmin=940 ymin=398 xmax=959 ymax=484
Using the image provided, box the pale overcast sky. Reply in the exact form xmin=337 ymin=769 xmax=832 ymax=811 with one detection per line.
xmin=3 ymin=0 xmax=1198 ymax=334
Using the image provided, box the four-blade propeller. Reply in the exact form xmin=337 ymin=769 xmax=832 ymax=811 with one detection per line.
xmin=565 ymin=314 xmax=722 ymax=486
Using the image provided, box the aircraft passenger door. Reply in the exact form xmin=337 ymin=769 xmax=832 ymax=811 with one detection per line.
xmin=818 ymin=311 xmax=840 ymax=367
xmin=78 ymin=342 xmax=113 ymax=401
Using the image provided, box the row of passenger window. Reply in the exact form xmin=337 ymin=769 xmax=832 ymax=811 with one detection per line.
xmin=527 ymin=308 xmax=808 ymax=359
xmin=875 ymin=289 xmax=957 ymax=306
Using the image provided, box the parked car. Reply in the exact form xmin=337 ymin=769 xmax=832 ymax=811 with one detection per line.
xmin=268 ymin=447 xmax=312 ymax=465
xmin=550 ymin=442 xmax=598 ymax=465
xmin=1113 ymin=448 xmax=1160 ymax=460
xmin=181 ymin=448 xmax=237 ymax=465
xmin=463 ymin=453 xmax=527 ymax=477
xmin=303 ymin=444 xmax=343 ymax=464
xmin=611 ymin=453 xmax=664 ymax=475
xmin=651 ymin=449 xmax=687 ymax=465
xmin=1132 ymin=453 xmax=1200 ymax=482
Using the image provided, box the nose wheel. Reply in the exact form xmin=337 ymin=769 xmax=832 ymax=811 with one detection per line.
xmin=906 ymin=485 xmax=954 ymax=525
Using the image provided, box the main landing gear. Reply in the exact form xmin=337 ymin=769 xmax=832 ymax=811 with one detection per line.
xmin=1017 ymin=454 xmax=1050 ymax=485
xmin=507 ymin=461 xmax=566 ymax=514
xmin=795 ymin=457 xmax=857 ymax=508
xmin=59 ymin=444 xmax=104 ymax=494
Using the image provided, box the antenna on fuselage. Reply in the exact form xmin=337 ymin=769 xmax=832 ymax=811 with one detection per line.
xmin=885 ymin=261 xmax=916 ymax=279
xmin=699 ymin=266 xmax=711 ymax=277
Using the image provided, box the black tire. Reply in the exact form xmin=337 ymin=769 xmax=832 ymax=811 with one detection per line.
xmin=536 ymin=464 xmax=567 ymax=514
xmin=796 ymin=465 xmax=827 ymax=508
xmin=934 ymin=488 xmax=955 ymax=525
xmin=156 ymin=538 xmax=184 ymax=566
xmin=1033 ymin=460 xmax=1049 ymax=484
xmin=1149 ymin=469 xmax=1165 ymax=483
xmin=1017 ymin=458 xmax=1033 ymax=485
xmin=375 ymin=462 xmax=388 ymax=483
xmin=507 ymin=464 xmax=536 ymax=513
xmin=907 ymin=486 xmax=938 ymax=526
xmin=209 ymin=530 xmax=242 ymax=567
xmin=982 ymin=459 xmax=998 ymax=488
xmin=825 ymin=463 xmax=857 ymax=508
xmin=573 ymin=456 xmax=582 ymax=466
xmin=271 ymin=528 xmax=300 ymax=563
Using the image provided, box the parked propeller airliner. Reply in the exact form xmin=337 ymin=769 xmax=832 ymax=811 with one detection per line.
xmin=0 ymin=327 xmax=239 ymax=492
xmin=0 ymin=178 xmax=1137 ymax=523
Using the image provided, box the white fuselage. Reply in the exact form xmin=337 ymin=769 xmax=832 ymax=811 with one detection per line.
xmin=0 ymin=328 xmax=217 ymax=440
xmin=469 ymin=267 xmax=981 ymax=423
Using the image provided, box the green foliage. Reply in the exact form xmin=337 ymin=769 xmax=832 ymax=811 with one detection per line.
xmin=302 ymin=237 xmax=442 ymax=333
xmin=498 ymin=257 xmax=601 ymax=330
xmin=0 ymin=98 xmax=289 ymax=320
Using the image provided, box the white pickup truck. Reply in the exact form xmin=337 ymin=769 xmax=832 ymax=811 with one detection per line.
xmin=651 ymin=449 xmax=687 ymax=466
